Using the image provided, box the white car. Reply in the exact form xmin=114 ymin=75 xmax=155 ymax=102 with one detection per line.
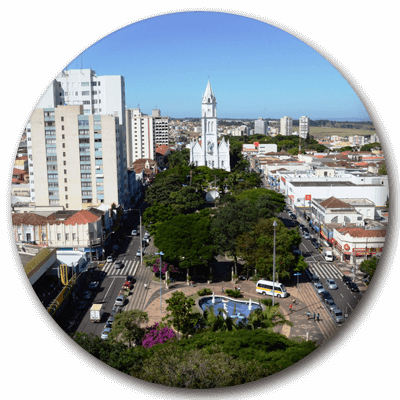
xmin=131 ymin=230 xmax=138 ymax=236
xmin=326 ymin=279 xmax=338 ymax=290
xmin=114 ymin=260 xmax=123 ymax=269
xmin=106 ymin=256 xmax=113 ymax=263
xmin=136 ymin=249 xmax=143 ymax=257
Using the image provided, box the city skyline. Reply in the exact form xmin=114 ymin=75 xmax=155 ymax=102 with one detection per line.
xmin=65 ymin=12 xmax=370 ymax=121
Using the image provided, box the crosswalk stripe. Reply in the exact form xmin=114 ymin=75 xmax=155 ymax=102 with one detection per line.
xmin=308 ymin=262 xmax=343 ymax=280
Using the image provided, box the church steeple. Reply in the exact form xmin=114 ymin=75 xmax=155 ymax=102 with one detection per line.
xmin=202 ymin=80 xmax=216 ymax=104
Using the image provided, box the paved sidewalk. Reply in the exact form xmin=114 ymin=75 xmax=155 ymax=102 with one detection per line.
xmin=141 ymin=276 xmax=336 ymax=345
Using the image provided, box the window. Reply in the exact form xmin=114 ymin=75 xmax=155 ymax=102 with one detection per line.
xmin=92 ymin=81 xmax=97 ymax=86
xmin=66 ymin=203 xmax=69 ymax=209
xmin=92 ymin=91 xmax=97 ymax=95
xmin=57 ymin=233 xmax=61 ymax=241
xmin=61 ymin=125 xmax=64 ymax=130
xmin=65 ymin=233 xmax=69 ymax=241
xmin=83 ymin=101 xmax=90 ymax=105
xmin=65 ymin=186 xmax=68 ymax=191
xmin=62 ymin=143 xmax=65 ymax=148
xmin=64 ymin=178 xmax=67 ymax=183
xmin=81 ymin=82 xmax=89 ymax=86
xmin=62 ymin=134 xmax=65 ymax=139
xmin=72 ymin=233 xmax=76 ymax=240
xmin=63 ymin=161 xmax=66 ymax=166
xmin=82 ymin=91 xmax=90 ymax=95
xmin=63 ymin=152 xmax=66 ymax=157
xmin=61 ymin=117 xmax=64 ymax=122
xmin=64 ymin=169 xmax=67 ymax=174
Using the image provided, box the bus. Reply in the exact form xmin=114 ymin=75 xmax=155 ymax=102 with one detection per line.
xmin=256 ymin=280 xmax=288 ymax=298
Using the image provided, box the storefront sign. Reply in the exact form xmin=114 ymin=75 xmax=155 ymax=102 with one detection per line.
xmin=305 ymin=194 xmax=311 ymax=201
xmin=344 ymin=244 xmax=350 ymax=251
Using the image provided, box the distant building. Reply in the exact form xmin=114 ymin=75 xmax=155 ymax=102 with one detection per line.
xmin=280 ymin=116 xmax=293 ymax=136
xmin=254 ymin=118 xmax=267 ymax=135
xmin=299 ymin=116 xmax=309 ymax=138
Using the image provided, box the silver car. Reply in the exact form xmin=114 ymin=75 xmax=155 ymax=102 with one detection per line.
xmin=326 ymin=279 xmax=338 ymax=290
xmin=315 ymin=283 xmax=325 ymax=293
xmin=331 ymin=308 xmax=344 ymax=323
xmin=101 ymin=327 xmax=112 ymax=340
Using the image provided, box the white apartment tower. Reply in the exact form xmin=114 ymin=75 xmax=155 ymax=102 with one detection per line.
xmin=152 ymin=109 xmax=169 ymax=146
xmin=37 ymin=69 xmax=126 ymax=126
xmin=189 ymin=81 xmax=230 ymax=171
xmin=254 ymin=118 xmax=267 ymax=135
xmin=280 ymin=116 xmax=293 ymax=136
xmin=299 ymin=116 xmax=310 ymax=139
xmin=29 ymin=105 xmax=129 ymax=210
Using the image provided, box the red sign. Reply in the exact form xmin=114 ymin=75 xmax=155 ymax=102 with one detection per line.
xmin=254 ymin=142 xmax=259 ymax=147
xmin=344 ymin=244 xmax=350 ymax=251
xmin=281 ymin=177 xmax=286 ymax=184
xmin=305 ymin=194 xmax=311 ymax=201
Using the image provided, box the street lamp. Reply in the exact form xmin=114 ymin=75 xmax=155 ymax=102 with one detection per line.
xmin=272 ymin=220 xmax=277 ymax=306
xmin=155 ymin=251 xmax=164 ymax=315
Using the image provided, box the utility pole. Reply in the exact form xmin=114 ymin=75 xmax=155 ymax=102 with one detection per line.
xmin=294 ymin=272 xmax=302 ymax=311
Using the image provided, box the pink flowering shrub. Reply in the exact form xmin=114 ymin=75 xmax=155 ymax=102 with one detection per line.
xmin=142 ymin=323 xmax=176 ymax=348
xmin=152 ymin=260 xmax=178 ymax=275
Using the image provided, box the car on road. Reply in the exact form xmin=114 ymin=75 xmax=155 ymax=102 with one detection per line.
xmin=326 ymin=279 xmax=338 ymax=290
xmin=319 ymin=290 xmax=332 ymax=302
xmin=303 ymin=232 xmax=311 ymax=240
xmin=101 ymin=327 xmax=112 ymax=340
xmin=114 ymin=260 xmax=123 ymax=269
xmin=315 ymin=283 xmax=325 ymax=293
xmin=342 ymin=275 xmax=352 ymax=284
xmin=290 ymin=213 xmax=297 ymax=220
xmin=88 ymin=281 xmax=100 ymax=289
xmin=136 ymin=249 xmax=143 ymax=257
xmin=349 ymin=283 xmax=360 ymax=292
xmin=331 ymin=308 xmax=344 ymax=323
xmin=107 ymin=315 xmax=115 ymax=325
xmin=106 ymin=256 xmax=113 ymax=263
xmin=311 ymin=275 xmax=319 ymax=283
xmin=131 ymin=230 xmax=138 ymax=236
xmin=311 ymin=238 xmax=319 ymax=248
xmin=326 ymin=299 xmax=337 ymax=311
xmin=292 ymin=246 xmax=301 ymax=255
xmin=110 ymin=306 xmax=121 ymax=317
xmin=126 ymin=275 xmax=134 ymax=283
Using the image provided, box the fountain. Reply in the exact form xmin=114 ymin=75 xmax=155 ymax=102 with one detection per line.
xmin=248 ymin=298 xmax=252 ymax=310
xmin=212 ymin=292 xmax=215 ymax=304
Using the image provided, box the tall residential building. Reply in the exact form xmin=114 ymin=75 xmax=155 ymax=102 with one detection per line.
xmin=254 ymin=118 xmax=267 ymax=135
xmin=125 ymin=108 xmax=156 ymax=166
xmin=280 ymin=116 xmax=293 ymax=136
xmin=29 ymin=105 xmax=129 ymax=209
xmin=152 ymin=109 xmax=169 ymax=146
xmin=37 ymin=69 xmax=126 ymax=126
xmin=299 ymin=116 xmax=310 ymax=139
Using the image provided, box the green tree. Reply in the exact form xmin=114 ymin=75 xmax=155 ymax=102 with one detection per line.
xmin=235 ymin=218 xmax=305 ymax=280
xmin=145 ymin=173 xmax=184 ymax=206
xmin=167 ymin=148 xmax=190 ymax=168
xmin=359 ymin=256 xmax=379 ymax=281
xmin=137 ymin=343 xmax=265 ymax=388
xmin=142 ymin=203 xmax=178 ymax=236
xmin=168 ymin=185 xmax=204 ymax=213
xmin=162 ymin=291 xmax=199 ymax=336
xmin=378 ymin=162 xmax=387 ymax=175
xmin=154 ymin=212 xmax=216 ymax=276
xmin=108 ymin=309 xmax=149 ymax=347
xmin=247 ymin=299 xmax=293 ymax=331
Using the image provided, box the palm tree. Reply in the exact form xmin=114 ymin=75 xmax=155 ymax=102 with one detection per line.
xmin=204 ymin=306 xmax=239 ymax=332
xmin=247 ymin=300 xmax=293 ymax=331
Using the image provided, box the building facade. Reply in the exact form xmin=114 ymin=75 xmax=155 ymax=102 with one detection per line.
xmin=299 ymin=116 xmax=309 ymax=138
xmin=254 ymin=118 xmax=267 ymax=135
xmin=189 ymin=81 xmax=230 ymax=171
xmin=280 ymin=116 xmax=293 ymax=136
xmin=29 ymin=105 xmax=129 ymax=209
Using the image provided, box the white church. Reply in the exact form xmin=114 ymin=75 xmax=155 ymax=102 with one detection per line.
xmin=189 ymin=81 xmax=231 ymax=172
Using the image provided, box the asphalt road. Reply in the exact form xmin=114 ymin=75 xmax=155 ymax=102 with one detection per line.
xmin=75 ymin=206 xmax=152 ymax=337
xmin=278 ymin=207 xmax=363 ymax=322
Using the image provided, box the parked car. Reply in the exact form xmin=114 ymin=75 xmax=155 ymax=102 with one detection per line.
xmin=89 ymin=281 xmax=100 ymax=289
xmin=292 ymin=247 xmax=301 ymax=255
xmin=313 ymin=278 xmax=322 ymax=287
xmin=349 ymin=283 xmax=360 ymax=292
xmin=131 ymin=230 xmax=138 ymax=236
xmin=110 ymin=306 xmax=121 ymax=317
xmin=319 ymin=290 xmax=332 ymax=302
xmin=326 ymin=279 xmax=338 ymax=290
xmin=311 ymin=275 xmax=319 ymax=283
xmin=126 ymin=275 xmax=134 ymax=283
xmin=114 ymin=260 xmax=123 ymax=269
xmin=326 ymin=299 xmax=337 ymax=311
xmin=311 ymin=238 xmax=319 ymax=248
xmin=331 ymin=308 xmax=344 ymax=323
xmin=106 ymin=256 xmax=113 ymax=263
xmin=303 ymin=232 xmax=311 ymax=240
xmin=315 ymin=283 xmax=325 ymax=293
xmin=342 ymin=275 xmax=352 ymax=284
xmin=101 ymin=327 xmax=112 ymax=340
xmin=290 ymin=213 xmax=297 ymax=220
xmin=107 ymin=315 xmax=115 ymax=325
xmin=136 ymin=249 xmax=143 ymax=257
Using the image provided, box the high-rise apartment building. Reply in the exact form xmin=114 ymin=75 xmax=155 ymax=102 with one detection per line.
xmin=280 ymin=116 xmax=293 ymax=136
xmin=125 ymin=108 xmax=169 ymax=165
xmin=299 ymin=116 xmax=310 ymax=139
xmin=254 ymin=118 xmax=267 ymax=135
xmin=37 ymin=69 xmax=126 ymax=126
xmin=29 ymin=105 xmax=129 ymax=209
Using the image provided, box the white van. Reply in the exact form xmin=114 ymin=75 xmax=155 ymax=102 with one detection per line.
xmin=256 ymin=279 xmax=288 ymax=298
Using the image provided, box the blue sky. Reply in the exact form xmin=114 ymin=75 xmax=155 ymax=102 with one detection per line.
xmin=66 ymin=12 xmax=370 ymax=121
